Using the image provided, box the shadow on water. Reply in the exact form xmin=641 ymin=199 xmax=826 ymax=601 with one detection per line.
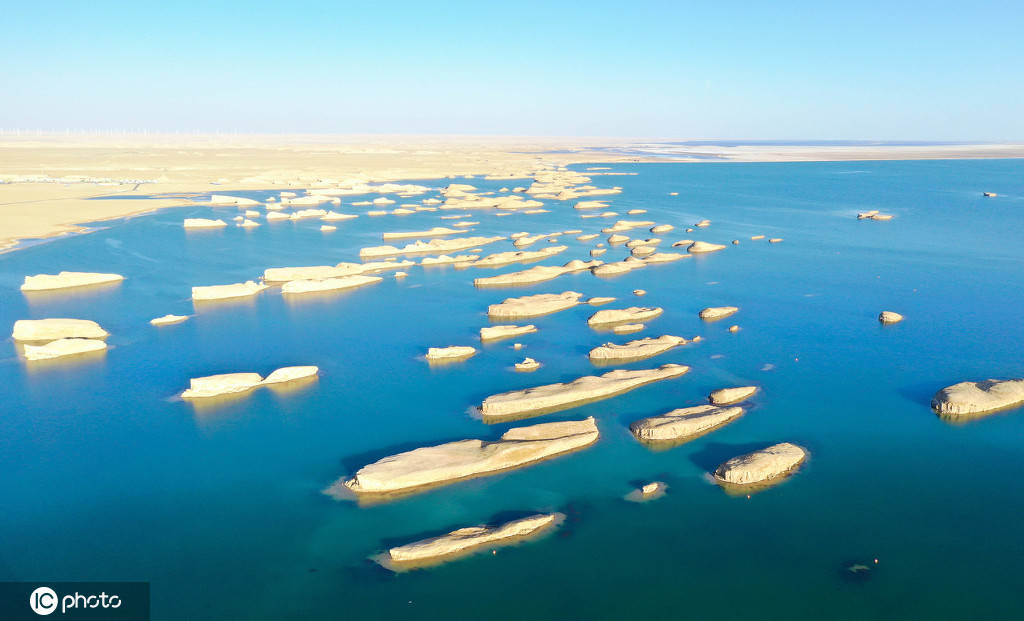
xmin=686 ymin=440 xmax=788 ymax=472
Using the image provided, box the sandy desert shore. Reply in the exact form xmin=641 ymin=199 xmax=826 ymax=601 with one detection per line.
xmin=2 ymin=134 xmax=1022 ymax=251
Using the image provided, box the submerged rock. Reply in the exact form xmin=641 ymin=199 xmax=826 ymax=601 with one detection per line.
xmin=337 ymin=417 xmax=600 ymax=495
xmin=630 ymin=404 xmax=743 ymax=442
xmin=21 ymin=271 xmax=124 ymax=292
xmin=714 ymin=442 xmax=808 ymax=487
xmin=385 ymin=513 xmax=561 ymax=566
xmin=709 ymin=386 xmax=758 ymax=405
xmin=23 ymin=338 xmax=107 ymax=361
xmin=487 ymin=291 xmax=583 ymax=319
xmin=931 ymin=379 xmax=1024 ymax=419
xmin=480 ymin=364 xmax=689 ymax=421
xmin=625 ymin=481 xmax=667 ymax=502
xmin=12 ymin=318 xmax=109 ymax=341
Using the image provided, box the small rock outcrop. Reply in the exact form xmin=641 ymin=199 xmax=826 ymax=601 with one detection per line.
xmin=714 ymin=443 xmax=808 ymax=487
xmin=931 ymin=379 xmax=1024 ymax=419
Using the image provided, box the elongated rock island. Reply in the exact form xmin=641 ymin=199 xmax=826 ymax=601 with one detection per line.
xmin=336 ymin=417 xmax=600 ymax=495
xmin=12 ymin=318 xmax=109 ymax=341
xmin=931 ymin=379 xmax=1024 ymax=419
xmin=192 ymin=281 xmax=268 ymax=302
xmin=714 ymin=442 xmax=808 ymax=487
xmin=709 ymin=386 xmax=758 ymax=405
xmin=588 ymin=307 xmax=663 ymax=327
xmin=630 ymin=404 xmax=743 ymax=442
xmin=385 ymin=513 xmax=561 ymax=566
xmin=480 ymin=364 xmax=689 ymax=421
xmin=21 ymin=271 xmax=124 ymax=292
xmin=588 ymin=335 xmax=686 ymax=363
xmin=488 ymin=291 xmax=583 ymax=319
xmin=23 ymin=338 xmax=108 ymax=361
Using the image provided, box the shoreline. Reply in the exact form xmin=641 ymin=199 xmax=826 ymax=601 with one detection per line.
xmin=2 ymin=135 xmax=1021 ymax=253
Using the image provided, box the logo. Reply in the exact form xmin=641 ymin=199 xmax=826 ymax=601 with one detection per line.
xmin=29 ymin=587 xmax=57 ymax=616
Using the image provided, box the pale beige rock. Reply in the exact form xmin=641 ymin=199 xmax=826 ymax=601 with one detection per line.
xmin=488 ymin=291 xmax=583 ymax=319
xmin=633 ymin=289 xmax=646 ymax=296
xmin=473 ymin=260 xmax=601 ymax=288
xmin=426 ymin=346 xmax=477 ymax=362
xmin=626 ymin=238 xmax=661 ymax=249
xmin=588 ymin=296 xmax=616 ymax=306
xmin=879 ymin=311 xmax=904 ymax=324
xmin=515 ymin=358 xmax=541 ymax=371
xmin=602 ymin=220 xmax=655 ymax=233
xmin=651 ymin=224 xmax=674 ymax=234
xmin=931 ymin=379 xmax=1024 ymax=418
xmin=612 ymin=323 xmax=644 ymax=334
xmin=290 ymin=208 xmax=328 ymax=220
xmin=471 ymin=245 xmax=567 ymax=268
xmin=480 ymin=324 xmax=537 ymax=342
xmin=699 ymin=306 xmax=739 ymax=321
xmin=240 ymin=219 xmax=261 ymax=228
xmin=695 ymin=219 xmax=711 ymax=227
xmin=394 ymin=271 xmax=408 ymax=279
xmin=769 ymin=238 xmax=784 ymax=243
xmin=150 ymin=314 xmax=189 ymax=326
xmin=192 ymin=281 xmax=267 ymax=301
xmin=591 ymin=260 xmax=645 ymax=277
xmin=266 ymin=211 xmax=290 ymax=221
xmin=714 ymin=443 xmax=808 ymax=486
xmin=643 ymin=252 xmax=688 ymax=264
xmin=360 ymin=236 xmax=504 ymax=258
xmin=321 ymin=211 xmax=359 ymax=221
xmin=588 ymin=335 xmax=685 ymax=362
xmin=728 ymin=325 xmax=740 ymax=333
xmin=181 ymin=372 xmax=264 ymax=399
xmin=709 ymin=386 xmax=758 ymax=405
xmin=631 ymin=404 xmax=744 ymax=442
xmin=281 ymin=275 xmax=383 ymax=295
xmin=381 ymin=227 xmax=464 ymax=240
xmin=421 ymin=254 xmax=479 ymax=266
xmin=574 ymin=200 xmax=608 ymax=210
xmin=387 ymin=513 xmax=560 ymax=564
xmin=339 ymin=417 xmax=600 ymax=494
xmin=590 ymin=248 xmax=606 ymax=257
xmin=671 ymin=239 xmax=695 ymax=247
xmin=688 ymin=241 xmax=726 ymax=253
xmin=751 ymin=235 xmax=766 ymax=240
xmin=12 ymin=318 xmax=108 ymax=341
xmin=607 ymin=234 xmax=630 ymax=244
xmin=183 ymin=218 xmax=227 ymax=229
xmin=576 ymin=233 xmax=600 ymax=241
xmin=23 ymin=338 xmax=107 ymax=361
xmin=983 ymin=192 xmax=997 ymax=197
xmin=480 ymin=364 xmax=688 ymax=421
xmin=263 ymin=366 xmax=319 ymax=384
xmin=21 ymin=271 xmax=124 ymax=292
xmin=627 ymin=209 xmax=647 ymax=215
xmin=631 ymin=245 xmax=656 ymax=258
xmin=588 ymin=306 xmax=663 ymax=327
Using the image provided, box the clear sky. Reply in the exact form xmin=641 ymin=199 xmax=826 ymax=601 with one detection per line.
xmin=2 ymin=0 xmax=1021 ymax=139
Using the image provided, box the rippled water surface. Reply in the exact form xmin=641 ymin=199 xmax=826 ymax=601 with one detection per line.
xmin=2 ymin=160 xmax=1023 ymax=620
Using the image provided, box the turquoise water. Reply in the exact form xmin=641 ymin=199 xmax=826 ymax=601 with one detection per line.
xmin=2 ymin=160 xmax=1023 ymax=620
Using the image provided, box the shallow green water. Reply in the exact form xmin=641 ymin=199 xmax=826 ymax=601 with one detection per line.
xmin=2 ymin=160 xmax=1023 ymax=620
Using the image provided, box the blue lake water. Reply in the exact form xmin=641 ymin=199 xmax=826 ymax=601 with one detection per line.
xmin=2 ymin=159 xmax=1023 ymax=620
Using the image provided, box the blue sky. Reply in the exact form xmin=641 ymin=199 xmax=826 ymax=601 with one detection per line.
xmin=2 ymin=1 xmax=1021 ymax=139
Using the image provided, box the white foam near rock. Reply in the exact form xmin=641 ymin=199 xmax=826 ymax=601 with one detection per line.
xmin=150 ymin=314 xmax=189 ymax=326
xmin=631 ymin=404 xmax=744 ymax=442
xmin=385 ymin=513 xmax=561 ymax=566
xmin=588 ymin=307 xmax=663 ymax=328
xmin=714 ymin=443 xmax=808 ymax=487
xmin=281 ymin=275 xmax=383 ymax=295
xmin=336 ymin=417 xmax=600 ymax=495
xmin=184 ymin=218 xmax=228 ymax=229
xmin=21 ymin=271 xmax=124 ymax=292
xmin=588 ymin=335 xmax=686 ymax=363
xmin=192 ymin=281 xmax=268 ymax=301
xmin=426 ymin=346 xmax=477 ymax=362
xmin=12 ymin=318 xmax=109 ymax=341
xmin=488 ymin=291 xmax=583 ymax=319
xmin=480 ymin=324 xmax=537 ymax=342
xmin=480 ymin=364 xmax=689 ymax=421
xmin=699 ymin=306 xmax=739 ymax=321
xmin=879 ymin=311 xmax=904 ymax=324
xmin=931 ymin=379 xmax=1024 ymax=419
xmin=22 ymin=338 xmax=107 ymax=361
xmin=688 ymin=241 xmax=726 ymax=253
xmin=709 ymin=386 xmax=758 ymax=405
